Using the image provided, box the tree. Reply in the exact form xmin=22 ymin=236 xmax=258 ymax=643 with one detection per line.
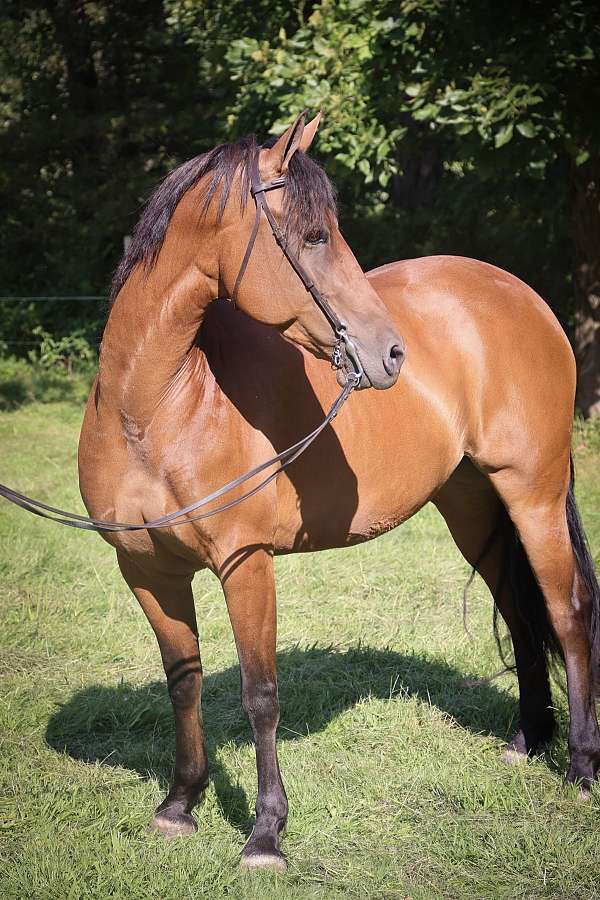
xmin=181 ymin=0 xmax=599 ymax=415
xmin=2 ymin=0 xmax=599 ymax=415
xmin=0 ymin=0 xmax=215 ymax=345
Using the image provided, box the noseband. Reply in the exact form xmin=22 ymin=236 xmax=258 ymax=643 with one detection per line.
xmin=0 ymin=151 xmax=363 ymax=532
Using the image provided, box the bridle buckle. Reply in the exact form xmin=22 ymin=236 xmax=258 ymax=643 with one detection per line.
xmin=334 ymin=324 xmax=364 ymax=386
xmin=331 ymin=341 xmax=343 ymax=370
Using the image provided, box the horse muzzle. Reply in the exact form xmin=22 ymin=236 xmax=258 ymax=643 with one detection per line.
xmin=335 ymin=330 xmax=405 ymax=390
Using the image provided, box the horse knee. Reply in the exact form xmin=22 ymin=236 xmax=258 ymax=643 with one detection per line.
xmin=168 ymin=666 xmax=201 ymax=711
xmin=242 ymin=679 xmax=280 ymax=730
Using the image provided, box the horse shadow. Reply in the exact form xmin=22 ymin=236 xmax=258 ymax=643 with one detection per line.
xmin=198 ymin=301 xmax=360 ymax=551
xmin=45 ymin=644 xmax=525 ymax=837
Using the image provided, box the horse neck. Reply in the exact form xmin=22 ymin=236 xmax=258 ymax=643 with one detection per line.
xmin=98 ymin=207 xmax=219 ymax=425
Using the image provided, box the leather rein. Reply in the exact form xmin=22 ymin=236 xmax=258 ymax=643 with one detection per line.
xmin=0 ymin=151 xmax=363 ymax=532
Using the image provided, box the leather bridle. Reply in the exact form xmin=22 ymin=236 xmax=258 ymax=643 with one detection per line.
xmin=0 ymin=150 xmax=363 ymax=532
xmin=232 ymin=151 xmax=365 ymax=383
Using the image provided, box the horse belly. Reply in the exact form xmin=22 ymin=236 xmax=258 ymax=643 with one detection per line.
xmin=273 ymin=398 xmax=460 ymax=552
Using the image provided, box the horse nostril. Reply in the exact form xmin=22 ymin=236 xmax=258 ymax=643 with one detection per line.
xmin=384 ymin=342 xmax=406 ymax=376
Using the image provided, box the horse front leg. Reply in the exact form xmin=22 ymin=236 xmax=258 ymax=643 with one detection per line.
xmin=117 ymin=552 xmax=209 ymax=836
xmin=221 ymin=547 xmax=288 ymax=871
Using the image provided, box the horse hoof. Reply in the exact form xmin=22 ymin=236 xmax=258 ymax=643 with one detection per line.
xmin=240 ymin=849 xmax=287 ymax=873
xmin=148 ymin=812 xmax=197 ymax=839
xmin=501 ymin=747 xmax=528 ymax=765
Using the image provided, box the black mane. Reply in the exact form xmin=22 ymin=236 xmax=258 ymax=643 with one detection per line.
xmin=110 ymin=133 xmax=337 ymax=303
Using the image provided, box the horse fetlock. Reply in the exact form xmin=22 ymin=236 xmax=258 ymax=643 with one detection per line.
xmin=172 ymin=766 xmax=209 ymax=802
xmin=566 ymin=749 xmax=599 ymax=790
xmin=520 ymin=714 xmax=556 ymax=753
xmin=161 ymin=763 xmax=208 ymax=811
xmin=255 ymin=798 xmax=288 ymax=832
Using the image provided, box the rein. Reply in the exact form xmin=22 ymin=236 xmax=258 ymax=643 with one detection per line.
xmin=0 ymin=150 xmax=362 ymax=533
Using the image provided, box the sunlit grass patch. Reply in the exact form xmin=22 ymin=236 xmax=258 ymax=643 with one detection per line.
xmin=1 ymin=401 xmax=600 ymax=899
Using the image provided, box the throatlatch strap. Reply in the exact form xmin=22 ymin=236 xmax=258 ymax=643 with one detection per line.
xmin=231 ymin=192 xmax=263 ymax=306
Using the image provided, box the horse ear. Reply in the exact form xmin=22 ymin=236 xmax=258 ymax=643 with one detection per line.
xmin=298 ymin=111 xmax=322 ymax=154
xmin=262 ymin=109 xmax=309 ymax=175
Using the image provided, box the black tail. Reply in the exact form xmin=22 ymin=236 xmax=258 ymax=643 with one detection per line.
xmin=566 ymin=456 xmax=600 ymax=690
xmin=495 ymin=507 xmax=563 ymax=677
xmin=495 ymin=456 xmax=600 ymax=687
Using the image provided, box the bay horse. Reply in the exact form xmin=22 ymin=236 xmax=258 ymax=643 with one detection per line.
xmin=78 ymin=112 xmax=600 ymax=870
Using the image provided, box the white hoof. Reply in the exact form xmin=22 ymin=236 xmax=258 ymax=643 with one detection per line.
xmin=240 ymin=851 xmax=287 ymax=873
xmin=148 ymin=813 xmax=197 ymax=839
xmin=502 ymin=747 xmax=528 ymax=765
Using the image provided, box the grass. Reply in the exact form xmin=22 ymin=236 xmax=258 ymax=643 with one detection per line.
xmin=0 ymin=355 xmax=94 ymax=411
xmin=1 ymin=394 xmax=600 ymax=899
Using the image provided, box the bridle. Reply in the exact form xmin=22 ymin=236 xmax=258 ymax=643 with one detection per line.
xmin=232 ymin=151 xmax=365 ymax=383
xmin=0 ymin=150 xmax=364 ymax=532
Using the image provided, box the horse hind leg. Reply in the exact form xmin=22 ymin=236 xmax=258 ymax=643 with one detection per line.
xmin=489 ymin=459 xmax=600 ymax=790
xmin=117 ymin=552 xmax=209 ymax=836
xmin=566 ymin=477 xmax=600 ymax=700
xmin=433 ymin=459 xmax=555 ymax=758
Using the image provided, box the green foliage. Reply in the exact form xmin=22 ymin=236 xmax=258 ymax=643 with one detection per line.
xmin=215 ymin=0 xmax=599 ymax=180
xmin=224 ymin=1 xmax=402 ymax=191
xmin=573 ymin=412 xmax=600 ymax=457
xmin=26 ymin=326 xmax=95 ymax=375
xmin=0 ymin=0 xmax=215 ymax=297
xmin=1 ymin=0 xmax=599 ymax=369
xmin=173 ymin=0 xmax=596 ymax=323
xmin=0 ymin=354 xmax=94 ymax=410
xmin=0 ymin=324 xmax=96 ymax=410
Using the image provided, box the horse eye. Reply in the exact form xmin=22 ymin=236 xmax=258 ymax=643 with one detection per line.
xmin=305 ymin=229 xmax=328 ymax=246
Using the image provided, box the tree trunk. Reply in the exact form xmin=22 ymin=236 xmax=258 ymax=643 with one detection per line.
xmin=573 ymin=156 xmax=600 ymax=418
xmin=48 ymin=1 xmax=98 ymax=117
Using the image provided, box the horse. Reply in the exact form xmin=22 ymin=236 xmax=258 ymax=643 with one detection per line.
xmin=78 ymin=112 xmax=600 ymax=871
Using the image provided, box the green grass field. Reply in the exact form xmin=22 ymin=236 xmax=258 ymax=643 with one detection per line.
xmin=2 ymin=396 xmax=600 ymax=899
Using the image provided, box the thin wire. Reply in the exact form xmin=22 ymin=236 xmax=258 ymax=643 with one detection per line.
xmin=0 ymin=296 xmax=106 ymax=303
xmin=0 ymin=341 xmax=102 ymax=347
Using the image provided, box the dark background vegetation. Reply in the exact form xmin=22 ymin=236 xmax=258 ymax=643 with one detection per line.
xmin=1 ymin=0 xmax=599 ymax=413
